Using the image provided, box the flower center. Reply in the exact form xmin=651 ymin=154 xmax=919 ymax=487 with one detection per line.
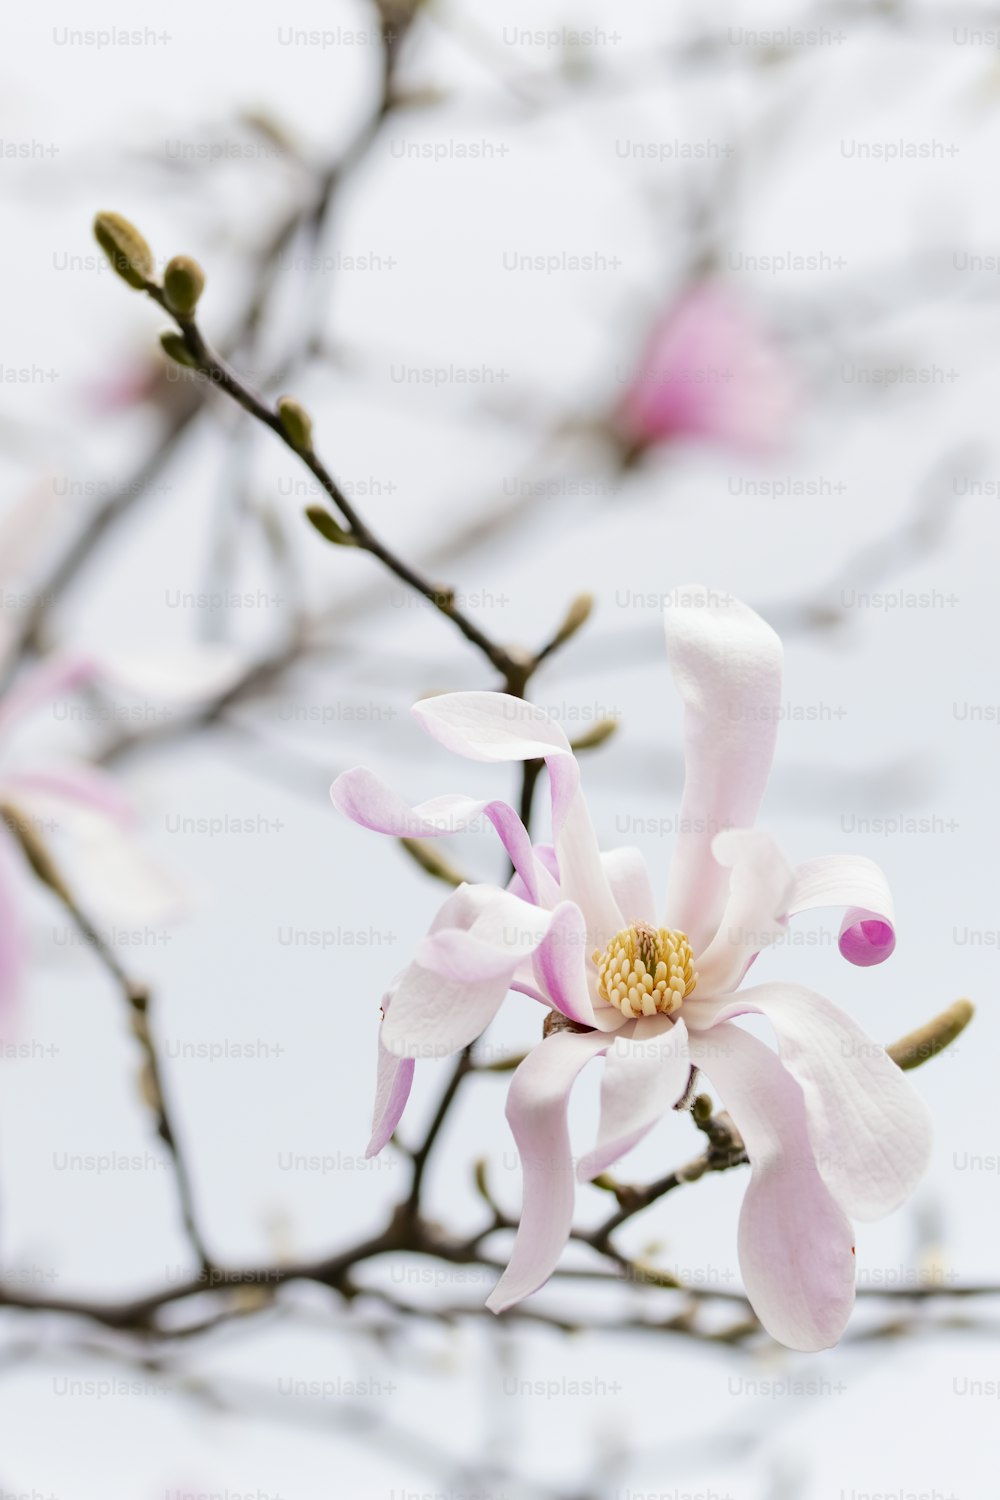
xmin=592 ymin=923 xmax=697 ymax=1018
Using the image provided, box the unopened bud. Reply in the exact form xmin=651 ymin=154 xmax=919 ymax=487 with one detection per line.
xmin=93 ymin=211 xmax=154 ymax=290
xmin=304 ymin=505 xmax=355 ymax=547
xmin=277 ymin=396 xmax=314 ymax=453
xmin=550 ymin=592 xmax=594 ymax=650
xmin=159 ymin=331 xmax=198 ymax=369
xmin=570 ymin=716 xmax=619 ymax=752
xmin=887 ymin=999 xmax=974 ymax=1071
xmin=163 ymin=255 xmax=205 ymax=318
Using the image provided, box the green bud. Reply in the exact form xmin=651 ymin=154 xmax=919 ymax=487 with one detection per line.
xmin=550 ymin=591 xmax=594 ymax=650
xmin=691 ymin=1093 xmax=714 ymax=1124
xmin=278 ymin=396 xmax=314 ymax=453
xmin=570 ymin=716 xmax=619 ymax=752
xmin=304 ymin=505 xmax=355 ymax=546
xmin=163 ymin=255 xmax=205 ymax=318
xmin=93 ymin=211 xmax=154 ymax=290
xmin=159 ymin=331 xmax=198 ymax=368
xmin=887 ymin=998 xmax=974 ymax=1071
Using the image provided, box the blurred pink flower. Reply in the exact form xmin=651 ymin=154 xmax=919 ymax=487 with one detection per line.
xmin=0 ymin=656 xmax=185 ymax=1017
xmin=616 ymin=282 xmax=797 ymax=457
xmin=332 ymin=587 xmax=931 ymax=1351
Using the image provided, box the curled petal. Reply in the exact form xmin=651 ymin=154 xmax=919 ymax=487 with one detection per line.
xmin=686 ymin=982 xmax=932 ymax=1221
xmin=486 ymin=1028 xmax=610 ymax=1313
xmin=688 ymin=1022 xmax=856 ymax=1351
xmin=331 ymin=768 xmax=558 ymax=905
xmin=693 ymin=830 xmax=795 ymax=995
xmin=413 ymin=693 xmax=622 ymax=946
xmin=788 ymin=854 xmax=895 ymax=967
xmin=663 ymin=588 xmax=783 ymax=954
xmin=578 ymin=1016 xmax=690 ymax=1181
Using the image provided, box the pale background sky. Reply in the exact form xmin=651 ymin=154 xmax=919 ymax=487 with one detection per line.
xmin=0 ymin=0 xmax=998 ymax=1495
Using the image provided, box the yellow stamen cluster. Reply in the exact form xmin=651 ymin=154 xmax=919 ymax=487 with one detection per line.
xmin=592 ymin=923 xmax=697 ymax=1018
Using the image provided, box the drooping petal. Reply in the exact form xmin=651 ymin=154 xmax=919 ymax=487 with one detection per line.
xmin=380 ymin=883 xmax=512 ymax=1060
xmin=685 ymin=982 xmax=932 ymax=1221
xmin=600 ymin=846 xmax=657 ymax=926
xmin=366 ymin=979 xmax=416 ymax=1157
xmin=663 ymin=588 xmax=783 ymax=953
xmin=413 ymin=693 xmax=622 ymax=946
xmin=693 ymin=830 xmax=795 ymax=995
xmin=331 ymin=768 xmax=559 ymax=907
xmin=688 ymin=1022 xmax=856 ymax=1351
xmin=578 ymin=1016 xmax=690 ymax=1180
xmin=486 ymin=1028 xmax=610 ymax=1313
xmin=788 ymin=854 xmax=895 ymax=967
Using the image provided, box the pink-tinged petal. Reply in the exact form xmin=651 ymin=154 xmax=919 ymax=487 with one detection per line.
xmin=788 ymin=854 xmax=896 ymax=967
xmin=486 ymin=1028 xmax=610 ymax=1313
xmin=0 ymin=834 xmax=26 ymax=1021
xmin=687 ymin=982 xmax=932 ymax=1221
xmin=380 ymin=884 xmax=510 ymax=1059
xmin=381 ymin=962 xmax=511 ymax=1061
xmin=600 ymin=846 xmax=657 ymax=926
xmin=1 ymin=764 xmax=135 ymax=825
xmin=331 ymin=769 xmax=559 ymax=907
xmin=417 ymin=890 xmax=564 ymax=983
xmin=693 ymin=830 xmax=795 ymax=995
xmin=413 ymin=693 xmax=622 ymax=946
xmin=367 ymin=978 xmax=415 ymax=1157
xmin=531 ymin=901 xmax=597 ymax=1027
xmin=663 ymin=587 xmax=783 ymax=953
xmin=617 ymin=282 xmax=796 ymax=457
xmin=688 ymin=1022 xmax=856 ymax=1351
xmin=578 ymin=1016 xmax=690 ymax=1181
xmin=0 ymin=656 xmax=96 ymax=736
xmin=508 ymin=843 xmax=560 ymax=905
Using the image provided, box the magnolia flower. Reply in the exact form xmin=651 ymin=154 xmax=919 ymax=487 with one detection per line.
xmin=332 ymin=587 xmax=931 ymax=1350
xmin=616 ymin=282 xmax=796 ymax=457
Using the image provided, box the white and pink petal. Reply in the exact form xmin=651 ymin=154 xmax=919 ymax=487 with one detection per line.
xmin=688 ymin=1021 xmax=856 ymax=1351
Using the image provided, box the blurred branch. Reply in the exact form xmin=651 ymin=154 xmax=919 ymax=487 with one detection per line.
xmin=0 ymin=805 xmax=213 ymax=1275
